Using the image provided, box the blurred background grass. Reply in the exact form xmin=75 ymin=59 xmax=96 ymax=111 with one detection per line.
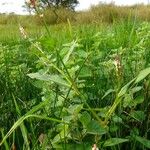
xmin=1 ymin=3 xmax=150 ymax=44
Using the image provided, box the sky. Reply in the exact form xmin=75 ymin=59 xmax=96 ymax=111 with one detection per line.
xmin=0 ymin=0 xmax=149 ymax=14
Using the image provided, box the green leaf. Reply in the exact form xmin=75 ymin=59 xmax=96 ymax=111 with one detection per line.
xmin=102 ymin=89 xmax=115 ymax=99
xmin=63 ymin=41 xmax=78 ymax=64
xmin=12 ymin=94 xmax=30 ymax=149
xmin=134 ymin=136 xmax=150 ymax=148
xmin=135 ymin=67 xmax=150 ymax=83
xmin=62 ymin=116 xmax=73 ymax=123
xmin=28 ymin=72 xmax=50 ymax=81
xmin=130 ymin=111 xmax=145 ymax=122
xmin=79 ymin=111 xmax=91 ymax=127
xmin=134 ymin=96 xmax=144 ymax=104
xmin=79 ymin=67 xmax=92 ymax=78
xmin=109 ymin=124 xmax=119 ymax=133
xmin=0 ymin=114 xmax=63 ymax=147
xmin=130 ymin=128 xmax=139 ymax=137
xmin=118 ymin=78 xmax=136 ymax=98
xmin=28 ymin=73 xmax=70 ymax=87
xmin=67 ymin=104 xmax=83 ymax=115
xmin=1 ymin=129 xmax=9 ymax=150
xmin=52 ymin=124 xmax=70 ymax=144
xmin=87 ymin=120 xmax=107 ymax=135
xmin=112 ymin=115 xmax=123 ymax=123
xmin=123 ymin=94 xmax=133 ymax=108
xmin=103 ymin=138 xmax=129 ymax=147
xmin=131 ymin=86 xmax=142 ymax=94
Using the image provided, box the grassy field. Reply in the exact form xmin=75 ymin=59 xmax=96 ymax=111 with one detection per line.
xmin=0 ymin=4 xmax=150 ymax=150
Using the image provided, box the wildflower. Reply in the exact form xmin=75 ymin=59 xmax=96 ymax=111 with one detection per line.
xmin=19 ymin=24 xmax=27 ymax=39
xmin=113 ymin=55 xmax=121 ymax=72
xmin=92 ymin=144 xmax=99 ymax=150
xmin=30 ymin=0 xmax=36 ymax=7
xmin=26 ymin=0 xmax=36 ymax=8
xmin=113 ymin=54 xmax=123 ymax=83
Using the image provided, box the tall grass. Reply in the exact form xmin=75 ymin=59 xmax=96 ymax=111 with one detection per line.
xmin=76 ymin=3 xmax=150 ymax=24
xmin=1 ymin=3 xmax=150 ymax=26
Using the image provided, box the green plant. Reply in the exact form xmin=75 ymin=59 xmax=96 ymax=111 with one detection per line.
xmin=1 ymin=6 xmax=150 ymax=149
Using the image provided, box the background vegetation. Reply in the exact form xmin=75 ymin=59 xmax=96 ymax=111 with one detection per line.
xmin=0 ymin=3 xmax=150 ymax=150
xmin=1 ymin=3 xmax=150 ymax=43
xmin=1 ymin=3 xmax=150 ymax=25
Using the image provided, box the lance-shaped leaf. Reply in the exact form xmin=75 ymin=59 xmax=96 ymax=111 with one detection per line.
xmin=103 ymin=138 xmax=129 ymax=147
xmin=28 ymin=72 xmax=70 ymax=87
xmin=135 ymin=67 xmax=150 ymax=84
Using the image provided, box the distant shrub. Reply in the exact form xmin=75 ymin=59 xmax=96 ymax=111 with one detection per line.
xmin=76 ymin=3 xmax=150 ymax=24
xmin=75 ymin=11 xmax=97 ymax=24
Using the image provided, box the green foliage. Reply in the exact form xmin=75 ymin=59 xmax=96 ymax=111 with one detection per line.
xmin=103 ymin=138 xmax=129 ymax=147
xmin=135 ymin=67 xmax=150 ymax=83
xmin=0 ymin=11 xmax=150 ymax=150
xmin=134 ymin=136 xmax=150 ymax=149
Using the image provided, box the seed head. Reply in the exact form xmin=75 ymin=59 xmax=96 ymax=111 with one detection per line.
xmin=113 ymin=55 xmax=121 ymax=72
xmin=19 ymin=24 xmax=27 ymax=39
